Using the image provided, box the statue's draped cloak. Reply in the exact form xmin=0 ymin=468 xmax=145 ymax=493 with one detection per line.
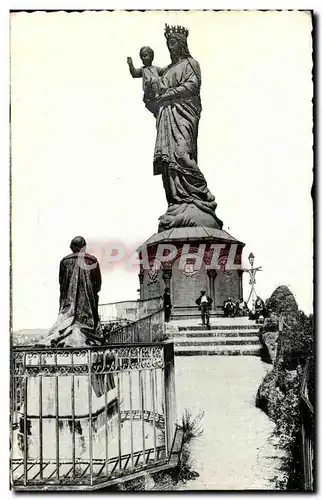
xmin=41 ymin=252 xmax=103 ymax=348
xmin=39 ymin=252 xmax=114 ymax=396
xmin=153 ymin=58 xmax=220 ymax=229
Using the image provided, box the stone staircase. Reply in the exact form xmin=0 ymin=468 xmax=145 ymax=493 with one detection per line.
xmin=166 ymin=317 xmax=261 ymax=356
xmin=170 ymin=305 xmax=225 ymax=320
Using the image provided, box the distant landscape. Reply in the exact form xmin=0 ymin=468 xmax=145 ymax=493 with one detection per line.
xmin=12 ymin=329 xmax=48 ymax=346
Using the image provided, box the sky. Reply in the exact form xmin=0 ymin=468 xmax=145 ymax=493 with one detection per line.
xmin=10 ymin=10 xmax=313 ymax=330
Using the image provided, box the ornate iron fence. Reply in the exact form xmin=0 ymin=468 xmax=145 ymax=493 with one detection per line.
xmin=10 ymin=341 xmax=177 ymax=491
xmin=300 ymin=356 xmax=315 ymax=491
xmin=105 ymin=309 xmax=165 ymax=344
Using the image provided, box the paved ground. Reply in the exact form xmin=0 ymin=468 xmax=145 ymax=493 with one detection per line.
xmin=175 ymin=356 xmax=284 ymax=490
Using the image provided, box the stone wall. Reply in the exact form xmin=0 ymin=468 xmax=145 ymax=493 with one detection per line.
xmin=214 ymin=269 xmax=242 ymax=309
xmin=171 ymin=256 xmax=207 ymax=309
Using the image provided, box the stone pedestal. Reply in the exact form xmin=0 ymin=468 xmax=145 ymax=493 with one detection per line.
xmin=14 ymin=353 xmax=118 ymax=463
xmin=137 ymin=226 xmax=245 ymax=319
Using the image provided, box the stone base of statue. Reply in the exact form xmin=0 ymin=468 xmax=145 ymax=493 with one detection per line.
xmin=137 ymin=226 xmax=245 ymax=320
xmin=158 ymin=203 xmax=223 ymax=233
xmin=13 ymin=352 xmax=119 ymax=467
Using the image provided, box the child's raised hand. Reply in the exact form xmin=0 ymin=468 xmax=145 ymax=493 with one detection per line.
xmin=127 ymin=57 xmax=133 ymax=65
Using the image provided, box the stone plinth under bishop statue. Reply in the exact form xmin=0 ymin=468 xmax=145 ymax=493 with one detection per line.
xmin=128 ymin=24 xmax=244 ymax=317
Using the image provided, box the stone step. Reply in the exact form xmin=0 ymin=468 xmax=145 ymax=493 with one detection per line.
xmin=170 ymin=317 xmax=257 ymax=326
xmin=174 ymin=344 xmax=261 ymax=356
xmin=174 ymin=336 xmax=260 ymax=346
xmin=177 ymin=325 xmax=260 ymax=332
xmin=169 ymin=330 xmax=260 ymax=338
xmin=171 ymin=313 xmax=224 ymax=319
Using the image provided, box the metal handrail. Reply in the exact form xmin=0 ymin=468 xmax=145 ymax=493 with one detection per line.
xmin=105 ymin=308 xmax=165 ymax=345
xmin=12 ymin=341 xmax=166 ymax=353
xmin=111 ymin=308 xmax=163 ymax=333
xmin=99 ymin=296 xmax=162 ymax=307
xmin=299 ymin=356 xmax=314 ymax=491
xmin=101 ymin=317 xmax=132 ymax=324
xmin=300 ymin=357 xmax=314 ymax=415
xmin=98 ymin=297 xmax=164 ymax=329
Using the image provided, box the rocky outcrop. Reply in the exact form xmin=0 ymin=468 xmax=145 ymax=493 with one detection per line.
xmin=256 ymin=285 xmax=314 ymax=490
xmin=256 ymin=286 xmax=311 ymax=413
xmin=260 ymin=330 xmax=279 ymax=364
xmin=259 ymin=313 xmax=279 ymax=364
xmin=258 ymin=285 xmax=301 ymax=365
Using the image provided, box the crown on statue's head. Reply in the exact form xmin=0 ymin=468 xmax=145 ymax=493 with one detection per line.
xmin=164 ymin=23 xmax=189 ymax=40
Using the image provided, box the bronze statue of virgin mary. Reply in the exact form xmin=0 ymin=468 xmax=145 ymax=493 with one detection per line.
xmin=130 ymin=24 xmax=223 ymax=232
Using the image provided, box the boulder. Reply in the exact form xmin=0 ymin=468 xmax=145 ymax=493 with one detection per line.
xmin=260 ymin=330 xmax=279 ymax=364
xmin=259 ymin=312 xmax=279 ymax=363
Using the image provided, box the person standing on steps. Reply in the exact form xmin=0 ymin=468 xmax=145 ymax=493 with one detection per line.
xmin=163 ymin=287 xmax=172 ymax=323
xmin=196 ymin=290 xmax=212 ymax=328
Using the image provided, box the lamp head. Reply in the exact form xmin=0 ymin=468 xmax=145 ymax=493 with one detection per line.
xmin=248 ymin=252 xmax=255 ymax=267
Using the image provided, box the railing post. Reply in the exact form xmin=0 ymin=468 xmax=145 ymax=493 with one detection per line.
xmin=163 ymin=341 xmax=176 ymax=456
xmin=300 ymin=358 xmax=314 ymax=491
xmin=162 ymin=309 xmax=166 ymax=340
xmin=301 ymin=397 xmax=314 ymax=490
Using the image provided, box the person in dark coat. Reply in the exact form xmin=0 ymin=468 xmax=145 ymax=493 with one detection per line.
xmin=41 ymin=236 xmax=103 ymax=347
xmin=254 ymin=296 xmax=266 ymax=319
xmin=236 ymin=298 xmax=249 ymax=317
xmin=196 ymin=290 xmax=212 ymax=328
xmin=163 ymin=287 xmax=172 ymax=322
xmin=222 ymin=297 xmax=235 ymax=317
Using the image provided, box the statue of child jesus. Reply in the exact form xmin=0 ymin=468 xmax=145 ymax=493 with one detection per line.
xmin=127 ymin=46 xmax=166 ymax=113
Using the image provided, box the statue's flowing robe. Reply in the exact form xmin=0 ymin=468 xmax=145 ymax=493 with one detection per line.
xmin=153 ymin=58 xmax=219 ymax=227
xmin=14 ymin=253 xmax=117 ymax=467
xmin=39 ymin=252 xmax=115 ymax=397
xmin=41 ymin=252 xmax=103 ymax=348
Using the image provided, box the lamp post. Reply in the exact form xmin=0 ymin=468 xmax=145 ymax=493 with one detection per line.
xmin=243 ymin=252 xmax=262 ymax=310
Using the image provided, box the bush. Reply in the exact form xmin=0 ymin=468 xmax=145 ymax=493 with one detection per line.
xmin=265 ymin=285 xmax=298 ymax=317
